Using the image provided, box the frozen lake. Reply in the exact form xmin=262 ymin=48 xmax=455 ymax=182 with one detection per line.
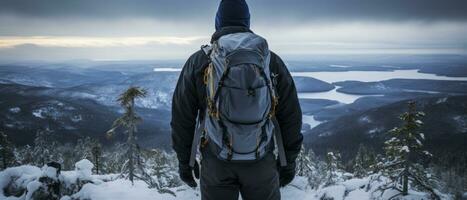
xmin=297 ymin=86 xmax=382 ymax=104
xmin=153 ymin=68 xmax=182 ymax=72
xmin=291 ymin=69 xmax=467 ymax=83
xmin=302 ymin=115 xmax=323 ymax=129
xmin=295 ymin=69 xmax=467 ymax=128
xmin=294 ymin=69 xmax=467 ymax=104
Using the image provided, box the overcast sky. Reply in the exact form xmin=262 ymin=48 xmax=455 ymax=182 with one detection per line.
xmin=0 ymin=0 xmax=466 ymax=61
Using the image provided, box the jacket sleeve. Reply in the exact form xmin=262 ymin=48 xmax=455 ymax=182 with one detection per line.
xmin=171 ymin=54 xmax=200 ymax=166
xmin=271 ymin=52 xmax=303 ymax=164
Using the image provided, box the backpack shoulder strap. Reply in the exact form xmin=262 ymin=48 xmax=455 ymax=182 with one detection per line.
xmin=201 ymin=45 xmax=212 ymax=59
xmin=189 ymin=116 xmax=206 ymax=167
xmin=189 ymin=45 xmax=213 ymax=168
xmin=272 ymin=117 xmax=287 ymax=167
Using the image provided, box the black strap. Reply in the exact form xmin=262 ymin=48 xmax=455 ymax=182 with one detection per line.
xmin=212 ymin=66 xmax=231 ymax=102
xmin=189 ymin=118 xmax=205 ymax=167
xmin=258 ymin=68 xmax=278 ymax=117
xmin=272 ymin=117 xmax=287 ymax=167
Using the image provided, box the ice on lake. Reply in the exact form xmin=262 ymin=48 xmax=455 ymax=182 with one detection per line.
xmin=292 ymin=69 xmax=467 ymax=83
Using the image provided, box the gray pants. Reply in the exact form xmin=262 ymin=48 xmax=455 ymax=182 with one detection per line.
xmin=200 ymin=149 xmax=280 ymax=200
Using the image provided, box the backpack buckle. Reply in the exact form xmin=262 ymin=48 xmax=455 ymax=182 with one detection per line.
xmin=247 ymin=88 xmax=255 ymax=97
xmin=268 ymin=96 xmax=279 ymax=118
xmin=207 ymin=99 xmax=219 ymax=118
xmin=200 ymin=130 xmax=209 ymax=148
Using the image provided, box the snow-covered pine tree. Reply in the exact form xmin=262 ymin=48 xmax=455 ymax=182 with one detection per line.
xmin=304 ymin=148 xmax=327 ymax=189
xmin=59 ymin=144 xmax=76 ymax=170
xmin=324 ymin=151 xmax=342 ymax=186
xmin=353 ymin=144 xmax=367 ymax=178
xmin=73 ymin=137 xmax=92 ymax=160
xmin=33 ymin=129 xmax=55 ymax=166
xmin=101 ymin=142 xmax=127 ymax=174
xmin=296 ymin=145 xmax=313 ymax=177
xmin=16 ymin=144 xmax=34 ymax=165
xmin=353 ymin=144 xmax=377 ymax=178
xmin=107 ymin=86 xmax=147 ymax=184
xmin=148 ymin=149 xmax=181 ymax=189
xmin=91 ymin=141 xmax=102 ymax=174
xmin=381 ymin=101 xmax=440 ymax=199
xmin=0 ymin=131 xmax=15 ymax=169
xmin=106 ymin=87 xmax=174 ymax=196
xmin=73 ymin=136 xmax=101 ymax=172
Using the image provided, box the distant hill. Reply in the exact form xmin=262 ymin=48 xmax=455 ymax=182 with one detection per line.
xmin=0 ymin=83 xmax=172 ymax=148
xmin=304 ymin=95 xmax=467 ymax=161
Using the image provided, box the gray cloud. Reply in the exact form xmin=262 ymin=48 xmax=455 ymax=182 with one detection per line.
xmin=1 ymin=0 xmax=467 ymax=22
xmin=1 ymin=0 xmax=466 ymax=60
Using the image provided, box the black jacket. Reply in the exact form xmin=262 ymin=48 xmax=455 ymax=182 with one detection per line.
xmin=171 ymin=26 xmax=303 ymax=166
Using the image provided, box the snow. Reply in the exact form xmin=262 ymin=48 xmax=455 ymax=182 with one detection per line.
xmin=298 ymin=87 xmax=369 ymax=104
xmin=25 ymin=181 xmax=41 ymax=200
xmin=359 ymin=116 xmax=372 ymax=123
xmin=0 ymin=165 xmax=41 ymax=199
xmin=32 ymin=109 xmax=46 ymax=119
xmin=342 ymin=178 xmax=368 ymax=190
xmin=75 ymin=159 xmax=94 ymax=180
xmin=0 ymin=162 xmax=452 ymax=200
xmin=453 ymin=115 xmax=467 ymax=133
xmin=416 ymin=139 xmax=422 ymax=145
xmin=9 ymin=107 xmax=21 ymax=113
xmin=291 ymin=69 xmax=467 ymax=83
xmin=317 ymin=185 xmax=346 ymax=200
xmin=153 ymin=68 xmax=182 ymax=72
xmin=329 ymin=64 xmax=352 ymax=68
xmin=436 ymin=97 xmax=448 ymax=104
xmin=368 ymin=128 xmax=382 ymax=134
xmin=42 ymin=166 xmax=58 ymax=180
xmin=71 ymin=179 xmax=195 ymax=200
xmin=302 ymin=115 xmax=322 ymax=129
xmin=420 ymin=133 xmax=425 ymax=140
xmin=402 ymin=89 xmax=440 ymax=94
xmin=401 ymin=146 xmax=410 ymax=153
xmin=346 ymin=189 xmax=369 ymax=200
xmin=71 ymin=115 xmax=83 ymax=122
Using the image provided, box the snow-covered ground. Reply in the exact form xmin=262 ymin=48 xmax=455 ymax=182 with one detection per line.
xmin=0 ymin=162 xmax=445 ymax=200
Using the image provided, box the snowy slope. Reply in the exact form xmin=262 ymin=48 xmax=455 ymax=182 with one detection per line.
xmin=0 ymin=164 xmax=446 ymax=200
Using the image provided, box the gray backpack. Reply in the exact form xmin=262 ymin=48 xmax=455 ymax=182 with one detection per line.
xmin=189 ymin=32 xmax=287 ymax=166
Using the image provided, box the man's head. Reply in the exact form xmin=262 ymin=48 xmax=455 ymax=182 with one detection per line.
xmin=215 ymin=0 xmax=250 ymax=31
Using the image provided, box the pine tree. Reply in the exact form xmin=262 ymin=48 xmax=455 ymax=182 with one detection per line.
xmin=382 ymin=101 xmax=440 ymax=199
xmin=17 ymin=144 xmax=34 ymax=165
xmin=353 ymin=144 xmax=377 ymax=178
xmin=33 ymin=129 xmax=53 ymax=166
xmin=107 ymin=87 xmax=147 ymax=184
xmin=149 ymin=149 xmax=181 ymax=189
xmin=106 ymin=87 xmax=173 ymax=195
xmin=91 ymin=141 xmax=102 ymax=175
xmin=353 ymin=144 xmax=367 ymax=178
xmin=296 ymin=145 xmax=313 ymax=177
xmin=304 ymin=148 xmax=327 ymax=189
xmin=58 ymin=144 xmax=76 ymax=170
xmin=324 ymin=151 xmax=342 ymax=186
xmin=0 ymin=131 xmax=15 ymax=169
xmin=74 ymin=137 xmax=93 ymax=161
xmin=101 ymin=142 xmax=127 ymax=174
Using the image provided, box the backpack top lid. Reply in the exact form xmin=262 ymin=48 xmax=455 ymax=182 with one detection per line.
xmin=213 ymin=32 xmax=269 ymax=58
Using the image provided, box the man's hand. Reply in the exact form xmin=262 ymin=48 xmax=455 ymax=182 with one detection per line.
xmin=277 ymin=161 xmax=296 ymax=187
xmin=179 ymin=161 xmax=200 ymax=188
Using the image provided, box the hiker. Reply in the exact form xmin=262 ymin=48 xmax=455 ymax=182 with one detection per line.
xmin=171 ymin=0 xmax=303 ymax=199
